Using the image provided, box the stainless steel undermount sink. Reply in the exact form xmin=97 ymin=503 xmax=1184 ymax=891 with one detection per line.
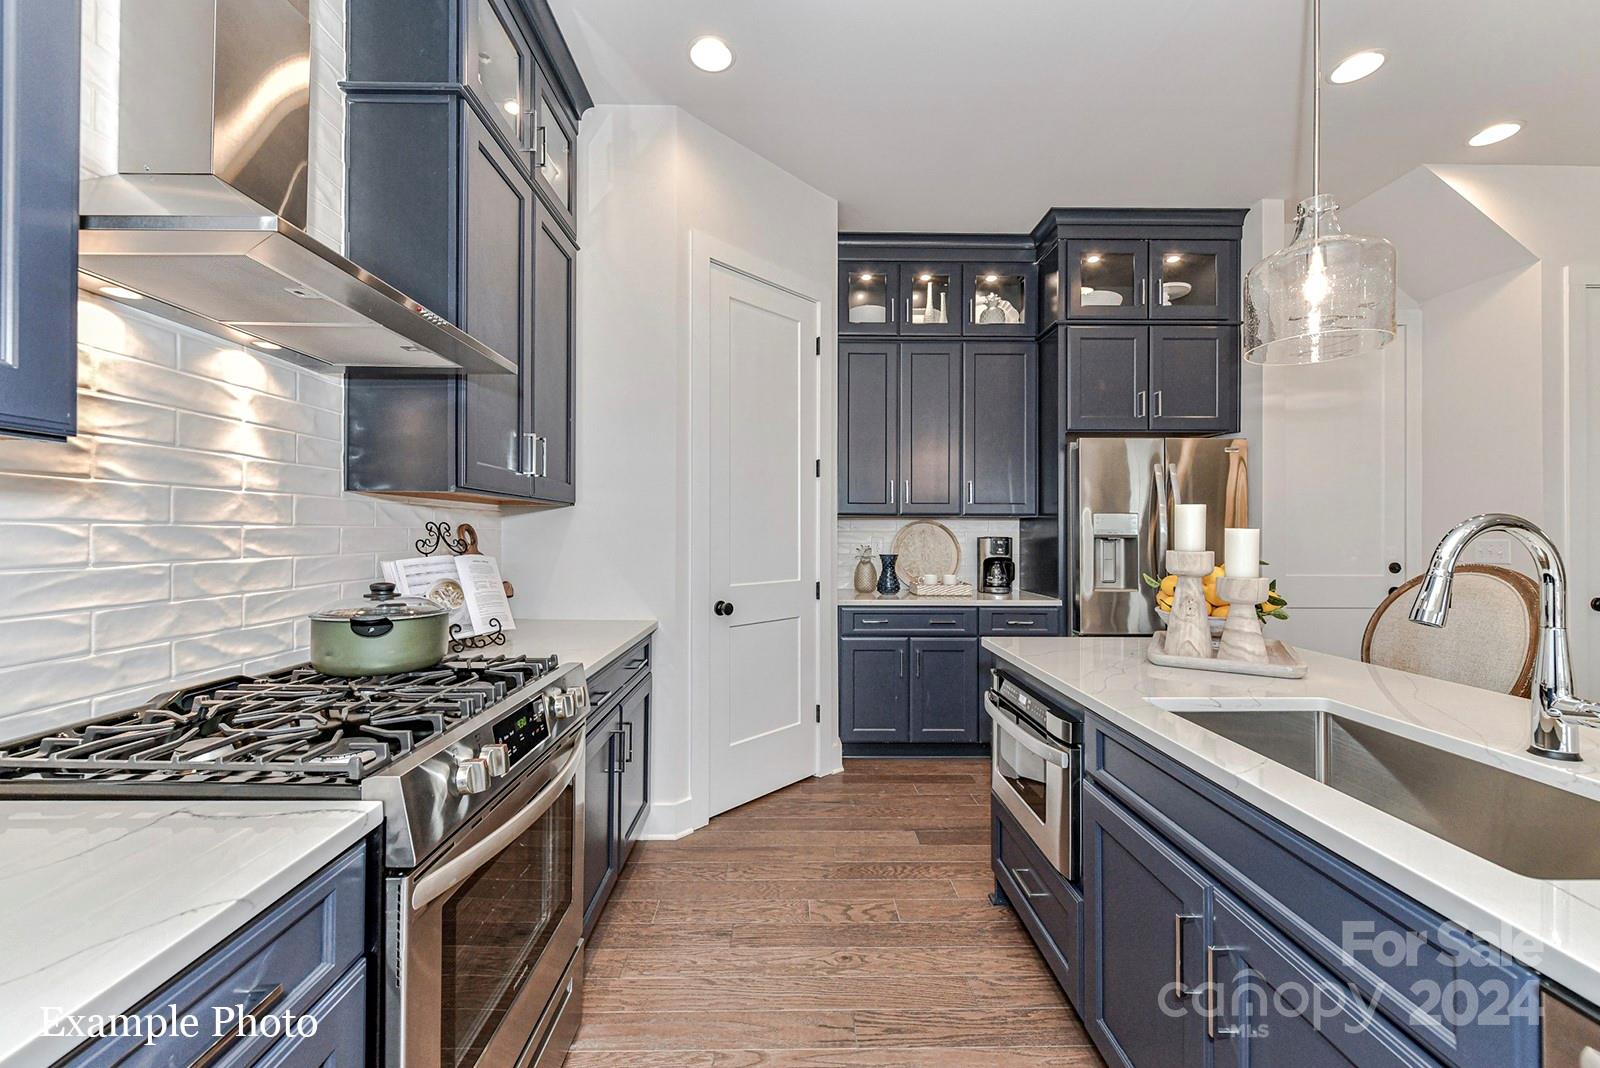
xmin=1161 ymin=705 xmax=1600 ymax=880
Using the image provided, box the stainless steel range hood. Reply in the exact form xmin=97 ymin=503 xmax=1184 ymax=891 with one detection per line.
xmin=78 ymin=0 xmax=514 ymax=375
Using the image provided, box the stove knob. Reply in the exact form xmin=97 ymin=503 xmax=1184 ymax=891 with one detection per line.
xmin=547 ymin=687 xmax=574 ymax=720
xmin=452 ymin=756 xmax=490 ymax=795
xmin=481 ymin=743 xmax=510 ymax=777
xmin=565 ymin=686 xmax=589 ymax=715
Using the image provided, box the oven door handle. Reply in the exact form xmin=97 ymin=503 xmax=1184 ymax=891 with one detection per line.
xmin=411 ymin=744 xmax=582 ymax=911
xmin=984 ymin=693 xmax=1074 ymax=769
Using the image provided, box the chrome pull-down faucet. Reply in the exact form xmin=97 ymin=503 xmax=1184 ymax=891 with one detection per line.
xmin=1410 ymin=513 xmax=1600 ymax=761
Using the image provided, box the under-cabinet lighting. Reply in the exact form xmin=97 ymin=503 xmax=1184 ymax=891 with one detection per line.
xmin=918 ymin=273 xmax=933 ymax=282
xmin=99 ymin=286 xmax=144 ymax=300
xmin=983 ymin=273 xmax=999 ymax=283
xmin=1165 ymin=254 xmax=1183 ymax=264
xmin=689 ymin=35 xmax=735 ymax=73
xmin=859 ymin=273 xmax=873 ymax=282
xmin=1468 ymin=121 xmax=1523 ymax=147
xmin=1329 ymin=50 xmax=1386 ymax=84
xmin=1084 ymin=254 xmax=1102 ymax=265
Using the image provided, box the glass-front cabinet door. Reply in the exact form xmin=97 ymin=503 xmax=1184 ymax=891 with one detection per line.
xmin=1149 ymin=239 xmax=1238 ymax=320
xmin=897 ymin=262 xmax=959 ymax=335
xmin=464 ymin=0 xmax=528 ymax=149
xmin=531 ymin=65 xmax=577 ymax=234
xmin=962 ymin=263 xmax=1035 ymax=336
xmin=1066 ymin=239 xmax=1148 ymax=319
xmin=840 ymin=263 xmax=899 ymax=335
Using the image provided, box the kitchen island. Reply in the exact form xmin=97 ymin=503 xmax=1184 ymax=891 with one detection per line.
xmin=985 ymin=635 xmax=1600 ymax=1066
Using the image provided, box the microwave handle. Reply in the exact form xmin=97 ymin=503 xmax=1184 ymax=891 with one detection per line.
xmin=411 ymin=743 xmax=582 ymax=910
xmin=984 ymin=693 xmax=1073 ymax=768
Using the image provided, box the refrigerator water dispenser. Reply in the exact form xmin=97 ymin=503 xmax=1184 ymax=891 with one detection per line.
xmin=1091 ymin=513 xmax=1141 ymax=590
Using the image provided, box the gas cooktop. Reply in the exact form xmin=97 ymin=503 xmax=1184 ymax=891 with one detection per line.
xmin=0 ymin=653 xmax=591 ymax=867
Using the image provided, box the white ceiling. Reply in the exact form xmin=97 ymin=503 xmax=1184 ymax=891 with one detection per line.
xmin=548 ymin=0 xmax=1600 ymax=232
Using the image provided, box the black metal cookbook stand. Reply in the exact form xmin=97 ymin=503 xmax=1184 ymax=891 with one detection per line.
xmin=414 ymin=521 xmax=508 ymax=653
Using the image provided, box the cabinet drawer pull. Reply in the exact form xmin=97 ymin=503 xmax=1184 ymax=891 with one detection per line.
xmin=859 ymin=618 xmax=891 ymax=625
xmin=623 ymin=656 xmax=649 ymax=670
xmin=189 ymin=983 xmax=284 ymax=1068
xmin=1009 ymin=866 xmax=1050 ymax=900
xmin=928 ymin=619 xmax=961 ymax=627
xmin=1206 ymin=945 xmax=1242 ymax=1039
xmin=1005 ymin=619 xmax=1036 ymax=627
xmin=1173 ymin=914 xmax=1202 ymax=998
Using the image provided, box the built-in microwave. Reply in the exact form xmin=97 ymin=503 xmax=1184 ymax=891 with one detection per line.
xmin=985 ymin=670 xmax=1081 ymax=883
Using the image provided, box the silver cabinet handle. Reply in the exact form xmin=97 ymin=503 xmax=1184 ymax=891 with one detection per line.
xmin=1173 ymin=914 xmax=1202 ymax=998
xmin=1138 ymin=277 xmax=1148 ymax=306
xmin=188 ymin=984 xmax=285 ymax=1068
xmin=1135 ymin=390 xmax=1147 ymax=418
xmin=903 ymin=479 xmax=910 ymax=505
xmin=535 ymin=124 xmax=549 ymax=168
xmin=518 ymin=111 xmax=537 ymax=154
xmin=859 ymin=618 xmax=890 ymax=624
xmin=539 ymin=435 xmax=549 ymax=477
xmin=1206 ymin=944 xmax=1242 ymax=1038
xmin=899 ymin=649 xmax=905 ymax=678
xmin=1010 ymin=866 xmax=1051 ymax=900
xmin=928 ymin=619 xmax=960 ymax=626
xmin=1153 ymin=390 xmax=1164 ymax=418
xmin=915 ymin=650 xmax=922 ymax=677
xmin=905 ymin=298 xmax=911 ymax=323
xmin=967 ymin=480 xmax=975 ymax=505
xmin=889 ymin=478 xmax=896 ymax=505
xmin=1006 ymin=619 xmax=1036 ymax=627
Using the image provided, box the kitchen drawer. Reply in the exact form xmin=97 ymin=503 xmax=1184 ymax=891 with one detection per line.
xmin=1087 ymin=719 xmax=1540 ymax=1068
xmin=68 ymin=845 xmax=368 ymax=1068
xmin=979 ymin=606 xmax=1062 ymax=635
xmin=993 ymin=795 xmax=1082 ymax=1009
xmin=252 ymin=961 xmax=366 ymax=1068
xmin=588 ymin=636 xmax=651 ymax=710
xmin=840 ymin=607 xmax=977 ymax=636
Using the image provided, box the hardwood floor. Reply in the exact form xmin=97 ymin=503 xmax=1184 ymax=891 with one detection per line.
xmin=566 ymin=759 xmax=1105 ymax=1066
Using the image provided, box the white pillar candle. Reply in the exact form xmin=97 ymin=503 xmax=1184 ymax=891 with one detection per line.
xmin=1173 ymin=504 xmax=1207 ymax=552
xmin=1224 ymin=528 xmax=1261 ymax=578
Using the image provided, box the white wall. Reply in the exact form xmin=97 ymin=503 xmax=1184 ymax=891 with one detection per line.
xmin=500 ymin=105 xmax=838 ymax=838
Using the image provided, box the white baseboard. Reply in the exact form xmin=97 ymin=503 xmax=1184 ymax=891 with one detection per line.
xmin=639 ymin=796 xmax=703 ymax=840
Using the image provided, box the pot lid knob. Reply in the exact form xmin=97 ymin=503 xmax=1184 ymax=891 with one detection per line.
xmin=365 ymin=582 xmax=399 ymax=602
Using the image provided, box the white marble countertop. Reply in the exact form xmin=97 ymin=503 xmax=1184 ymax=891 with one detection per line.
xmin=838 ymin=589 xmax=1063 ymax=607
xmin=0 ymin=801 xmax=383 ymax=1068
xmin=505 ymin=617 xmax=656 ymax=675
xmin=983 ymin=636 xmax=1600 ymax=1002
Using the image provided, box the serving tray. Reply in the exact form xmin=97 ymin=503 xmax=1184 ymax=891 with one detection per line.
xmin=1147 ymin=633 xmax=1308 ymax=679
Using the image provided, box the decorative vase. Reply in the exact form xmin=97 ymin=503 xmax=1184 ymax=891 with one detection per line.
xmin=853 ymin=556 xmax=878 ymax=594
xmin=876 ymin=554 xmax=901 ymax=596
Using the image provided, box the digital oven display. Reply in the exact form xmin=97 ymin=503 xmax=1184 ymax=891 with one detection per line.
xmin=492 ymin=705 xmax=551 ymax=764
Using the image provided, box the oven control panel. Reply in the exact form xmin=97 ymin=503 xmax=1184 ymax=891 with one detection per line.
xmin=492 ymin=702 xmax=552 ymax=766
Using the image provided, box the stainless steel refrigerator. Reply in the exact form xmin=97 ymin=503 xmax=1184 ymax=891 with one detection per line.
xmin=1057 ymin=437 xmax=1248 ymax=635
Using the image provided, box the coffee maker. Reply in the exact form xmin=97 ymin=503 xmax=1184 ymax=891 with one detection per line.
xmin=978 ymin=536 xmax=1015 ymax=594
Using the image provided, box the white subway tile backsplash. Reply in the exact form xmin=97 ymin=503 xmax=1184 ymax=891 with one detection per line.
xmin=0 ymin=4 xmax=501 ymax=738
xmin=94 ymin=597 xmax=243 ymax=650
xmin=0 ymin=616 xmax=92 ymax=669
xmin=172 ymin=558 xmax=294 ymax=599
xmin=176 ymin=412 xmax=298 ymax=462
xmin=834 ymin=517 xmax=1025 ymax=590
xmin=91 ymin=525 xmax=243 ymax=564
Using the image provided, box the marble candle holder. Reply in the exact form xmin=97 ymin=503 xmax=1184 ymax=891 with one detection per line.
xmin=1163 ymin=550 xmax=1215 ymax=660
xmin=1216 ymin=575 xmax=1273 ymax=664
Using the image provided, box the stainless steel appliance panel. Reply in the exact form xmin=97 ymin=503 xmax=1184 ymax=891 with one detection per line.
xmin=985 ymin=671 xmax=1080 ymax=881
xmin=1070 ymin=437 xmax=1164 ymax=635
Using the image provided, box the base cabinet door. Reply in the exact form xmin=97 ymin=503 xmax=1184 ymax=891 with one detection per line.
xmin=582 ymin=708 xmax=621 ymax=934
xmin=1208 ymin=891 xmax=1443 ymax=1068
xmin=839 ymin=637 xmax=909 ymax=743
xmin=617 ymin=675 xmax=651 ymax=860
xmin=909 ymin=638 xmax=977 ymax=742
xmin=1083 ymin=782 xmax=1209 ymax=1068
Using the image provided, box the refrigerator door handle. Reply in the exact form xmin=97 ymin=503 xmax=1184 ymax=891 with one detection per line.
xmin=1154 ymin=461 xmax=1171 ymax=568
xmin=1080 ymin=505 xmax=1096 ymax=600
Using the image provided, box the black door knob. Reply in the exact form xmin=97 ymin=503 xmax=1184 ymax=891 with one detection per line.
xmin=1388 ymin=562 xmax=1403 ymax=575
xmin=1591 ymin=597 xmax=1600 ymax=613
xmin=714 ymin=601 xmax=734 ymax=617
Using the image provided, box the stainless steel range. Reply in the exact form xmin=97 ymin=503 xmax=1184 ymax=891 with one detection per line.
xmin=0 ymin=654 xmax=591 ymax=1068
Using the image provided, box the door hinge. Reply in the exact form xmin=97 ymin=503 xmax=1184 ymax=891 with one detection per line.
xmin=815 ymin=336 xmax=822 ymax=356
xmin=815 ymin=703 xmax=822 ymax=724
xmin=815 ymin=581 xmax=821 ymax=600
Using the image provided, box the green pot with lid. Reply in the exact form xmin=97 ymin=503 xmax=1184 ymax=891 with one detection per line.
xmin=309 ymin=582 xmax=451 ymax=677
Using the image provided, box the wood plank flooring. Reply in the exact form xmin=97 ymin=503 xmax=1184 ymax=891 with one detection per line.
xmin=566 ymin=759 xmax=1106 ymax=1067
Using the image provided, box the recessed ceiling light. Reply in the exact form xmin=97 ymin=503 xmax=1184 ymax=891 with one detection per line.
xmin=251 ymin=340 xmax=282 ymax=351
xmin=100 ymin=285 xmax=143 ymax=300
xmin=1329 ymin=50 xmax=1386 ymax=84
xmin=1084 ymin=254 xmax=1102 ymax=265
xmin=1165 ymin=253 xmax=1183 ymax=264
xmin=688 ymin=35 xmax=734 ymax=73
xmin=1468 ymin=121 xmax=1523 ymax=147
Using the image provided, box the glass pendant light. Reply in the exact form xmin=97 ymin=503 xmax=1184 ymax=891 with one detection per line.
xmin=1243 ymin=0 xmax=1396 ymax=365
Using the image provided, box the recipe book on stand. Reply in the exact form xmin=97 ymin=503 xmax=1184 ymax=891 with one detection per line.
xmin=381 ymin=554 xmax=515 ymax=639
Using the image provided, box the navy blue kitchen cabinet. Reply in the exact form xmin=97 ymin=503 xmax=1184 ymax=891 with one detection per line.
xmin=839 ymin=636 xmax=911 ymax=744
xmin=898 ymin=341 xmax=963 ymax=515
xmin=910 ymin=637 xmax=978 ymax=741
xmin=66 ymin=844 xmax=370 ymax=1067
xmin=583 ymin=637 xmax=652 ymax=935
xmin=993 ymin=796 xmax=1084 ymax=1009
xmin=1060 ymin=324 xmax=1239 ymax=435
xmin=838 ymin=342 xmax=899 ymax=514
xmin=962 ymin=341 xmax=1038 ymax=515
xmin=344 ymin=0 xmax=587 ymax=505
xmin=1081 ymin=781 xmax=1210 ymax=1068
xmin=0 ymin=0 xmax=80 ymax=440
xmin=974 ymin=608 xmax=1063 ymax=744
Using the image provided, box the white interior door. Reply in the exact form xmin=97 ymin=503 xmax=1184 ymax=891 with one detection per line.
xmin=1571 ymin=278 xmax=1600 ymax=681
xmin=1261 ymin=315 xmax=1420 ymax=658
xmin=707 ymin=262 xmax=819 ymax=817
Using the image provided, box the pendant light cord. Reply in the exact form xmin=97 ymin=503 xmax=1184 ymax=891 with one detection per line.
xmin=1312 ymin=0 xmax=1322 ymax=238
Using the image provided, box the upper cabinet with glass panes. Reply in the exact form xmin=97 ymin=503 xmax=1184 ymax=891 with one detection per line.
xmin=1052 ymin=226 xmax=1242 ymax=323
xmin=464 ymin=0 xmax=530 ymax=150
xmin=962 ymin=264 xmax=1035 ymax=336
